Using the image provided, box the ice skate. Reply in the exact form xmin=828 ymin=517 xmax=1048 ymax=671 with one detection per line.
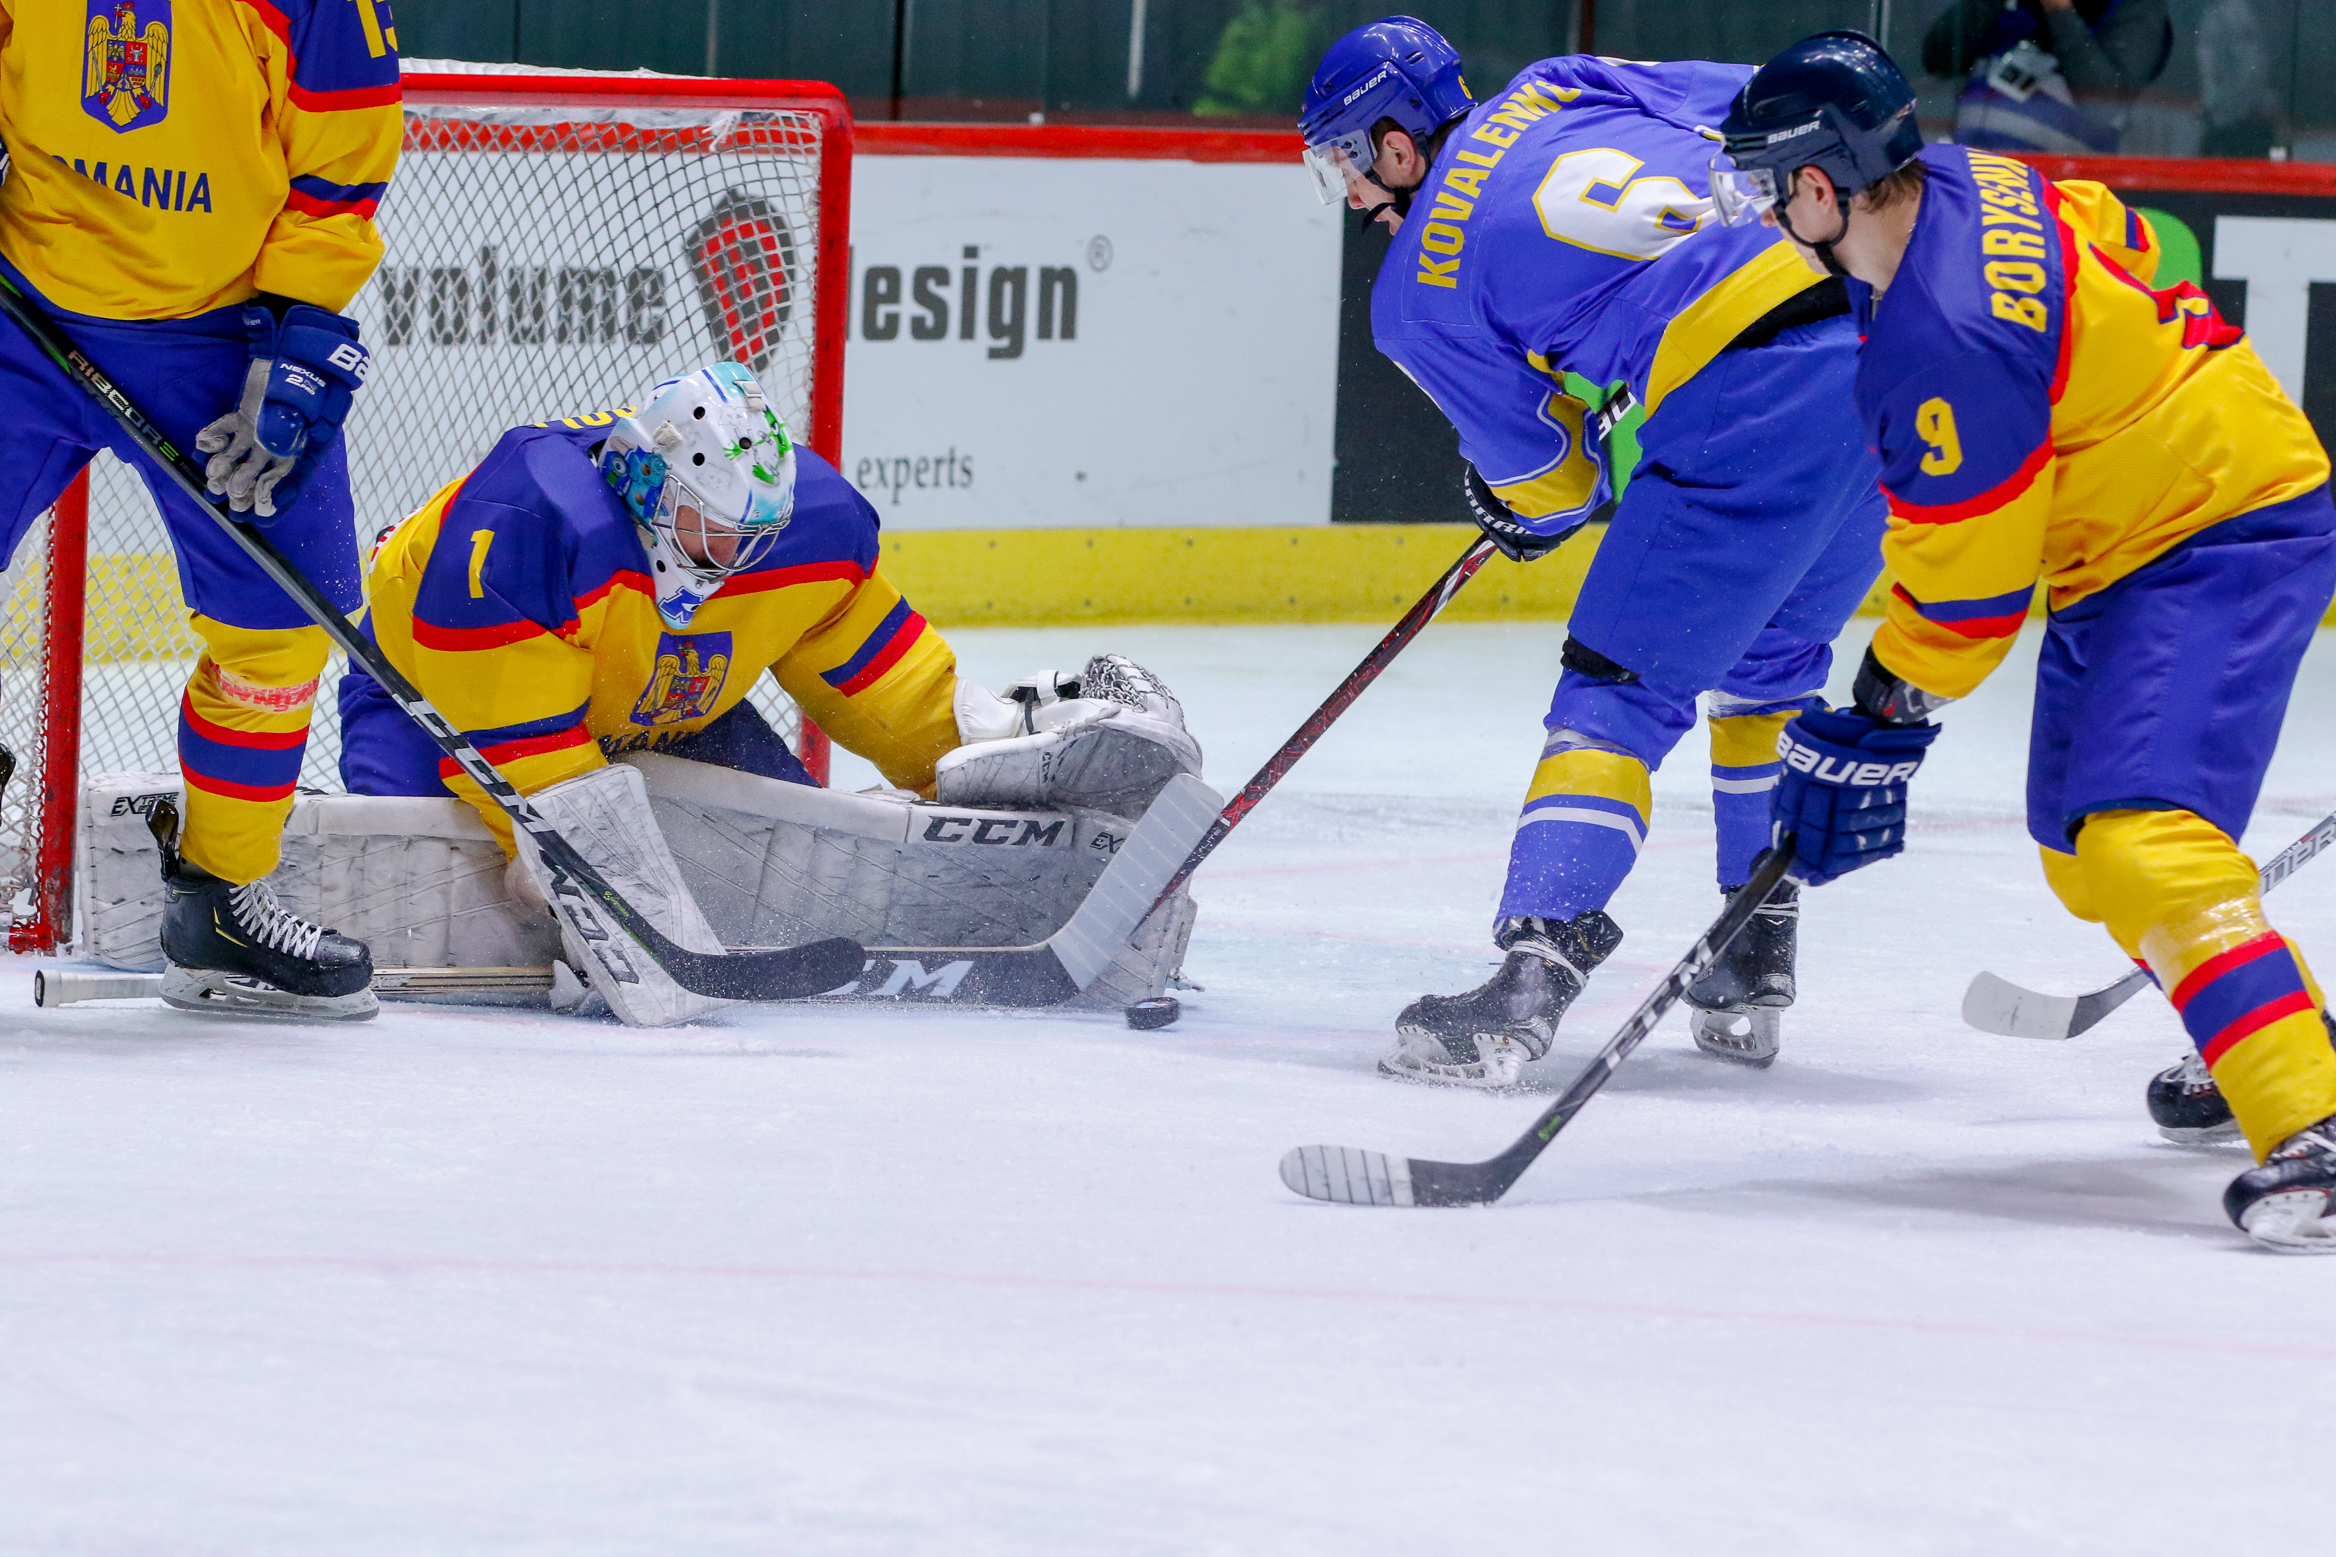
xmin=1381 ymin=910 xmax=1622 ymax=1088
xmin=2225 ymin=1115 xmax=2336 ymax=1253
xmin=159 ymin=855 xmax=378 ymax=1022
xmin=1682 ymin=881 xmax=1796 ymax=1069
xmin=2145 ymin=1050 xmax=2241 ymax=1144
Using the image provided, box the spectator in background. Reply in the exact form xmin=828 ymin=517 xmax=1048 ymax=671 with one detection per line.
xmin=1924 ymin=0 xmax=2172 ymax=153
xmin=1196 ymin=0 xmax=1324 ymax=116
xmin=2196 ymin=0 xmax=2280 ymax=158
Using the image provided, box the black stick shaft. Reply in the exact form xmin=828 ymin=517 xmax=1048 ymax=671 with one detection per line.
xmin=1470 ymin=847 xmax=1797 ymax=1197
xmin=0 ymin=275 xmax=855 ymax=999
xmin=1151 ymin=536 xmax=1499 ymax=909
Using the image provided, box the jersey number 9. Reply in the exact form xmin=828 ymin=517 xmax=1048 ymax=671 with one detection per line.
xmin=1915 ymin=397 xmax=1963 ymax=477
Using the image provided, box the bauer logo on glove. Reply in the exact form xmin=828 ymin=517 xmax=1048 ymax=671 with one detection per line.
xmin=1775 ymin=733 xmax=1923 ymax=789
xmin=1769 ymin=707 xmax=1940 ymax=887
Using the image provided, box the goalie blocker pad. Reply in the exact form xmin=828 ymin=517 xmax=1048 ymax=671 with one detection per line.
xmin=76 ymin=757 xmax=1198 ymax=1012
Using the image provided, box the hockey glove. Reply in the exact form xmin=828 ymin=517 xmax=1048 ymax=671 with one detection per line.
xmin=1770 ymin=708 xmax=1940 ymax=886
xmin=196 ymin=303 xmax=369 ymax=522
xmin=1463 ymin=464 xmax=1578 ymax=562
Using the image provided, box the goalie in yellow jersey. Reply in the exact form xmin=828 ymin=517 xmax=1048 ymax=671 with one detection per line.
xmin=1718 ymin=33 xmax=2336 ymax=1252
xmin=334 ymin=363 xmax=1203 ymax=1027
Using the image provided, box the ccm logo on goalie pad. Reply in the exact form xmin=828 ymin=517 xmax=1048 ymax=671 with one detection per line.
xmin=110 ymin=791 xmax=178 ymax=818
xmin=1777 ymin=734 xmax=1920 ymax=788
xmin=919 ymin=814 xmax=1069 ymax=848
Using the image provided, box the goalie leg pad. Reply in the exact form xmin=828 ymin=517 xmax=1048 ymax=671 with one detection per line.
xmin=515 ymin=764 xmax=739 ymax=1028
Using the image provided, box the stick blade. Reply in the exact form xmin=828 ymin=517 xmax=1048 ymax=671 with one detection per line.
xmin=682 ymin=935 xmax=870 ymax=1001
xmin=1279 ymin=1144 xmax=1417 ymax=1206
xmin=1961 ymin=970 xmax=2082 ymax=1039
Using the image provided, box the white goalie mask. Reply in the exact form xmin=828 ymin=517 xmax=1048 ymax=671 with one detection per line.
xmin=597 ymin=362 xmax=797 ymax=628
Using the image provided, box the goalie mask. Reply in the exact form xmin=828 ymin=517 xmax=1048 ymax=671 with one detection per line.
xmin=598 ymin=362 xmax=796 ymax=628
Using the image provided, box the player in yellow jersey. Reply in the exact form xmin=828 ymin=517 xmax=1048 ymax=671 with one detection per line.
xmin=0 ymin=0 xmax=401 ymax=1017
xmin=1716 ymin=33 xmax=2336 ymax=1251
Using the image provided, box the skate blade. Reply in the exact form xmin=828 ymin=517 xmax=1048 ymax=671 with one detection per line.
xmin=1380 ymin=1026 xmax=1529 ymax=1091
xmin=160 ymin=965 xmax=380 ymax=1023
xmin=2156 ymin=1119 xmax=2246 ymax=1147
xmin=1690 ymin=1007 xmax=1780 ymax=1069
xmin=2239 ymin=1190 xmax=2336 ymax=1254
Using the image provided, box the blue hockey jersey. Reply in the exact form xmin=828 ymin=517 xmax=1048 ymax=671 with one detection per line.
xmin=1373 ymin=57 xmax=1836 ymax=526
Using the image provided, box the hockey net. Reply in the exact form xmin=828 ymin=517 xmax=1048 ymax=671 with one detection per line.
xmin=0 ymin=72 xmax=851 ymax=952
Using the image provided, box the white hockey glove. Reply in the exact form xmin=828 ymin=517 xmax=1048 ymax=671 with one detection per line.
xmin=934 ymin=654 xmax=1202 ymax=817
xmin=511 ymin=763 xmax=739 ymax=1027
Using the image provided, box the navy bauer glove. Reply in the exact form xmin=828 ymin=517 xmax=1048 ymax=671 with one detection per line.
xmin=1771 ymin=707 xmax=1940 ymax=885
xmin=197 ymin=301 xmax=370 ymax=522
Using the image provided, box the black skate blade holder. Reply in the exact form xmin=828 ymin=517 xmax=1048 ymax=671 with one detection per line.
xmin=147 ymin=795 xmax=182 ymax=876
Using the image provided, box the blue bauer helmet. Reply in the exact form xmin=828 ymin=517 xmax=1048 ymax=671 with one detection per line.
xmin=1710 ymin=31 xmax=1922 ymax=228
xmin=1298 ymin=16 xmax=1475 ymax=206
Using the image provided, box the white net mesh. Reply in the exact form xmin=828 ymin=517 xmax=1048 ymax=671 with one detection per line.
xmin=0 ymin=82 xmax=837 ymax=946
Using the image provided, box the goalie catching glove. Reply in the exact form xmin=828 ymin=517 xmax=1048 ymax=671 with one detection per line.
xmin=936 ymin=654 xmax=1203 ymax=817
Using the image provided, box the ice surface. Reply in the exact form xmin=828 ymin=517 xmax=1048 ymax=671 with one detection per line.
xmin=9 ymin=618 xmax=2336 ymax=1555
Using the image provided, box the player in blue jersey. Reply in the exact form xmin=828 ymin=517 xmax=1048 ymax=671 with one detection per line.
xmin=1299 ymin=18 xmax=1889 ymax=1083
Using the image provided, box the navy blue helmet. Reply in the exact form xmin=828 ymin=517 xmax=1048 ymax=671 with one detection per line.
xmin=1298 ymin=16 xmax=1474 ymax=205
xmin=1711 ymin=31 xmax=1922 ymax=227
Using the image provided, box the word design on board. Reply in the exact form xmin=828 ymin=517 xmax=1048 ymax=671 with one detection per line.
xmin=856 ymin=247 xmax=1079 ymax=360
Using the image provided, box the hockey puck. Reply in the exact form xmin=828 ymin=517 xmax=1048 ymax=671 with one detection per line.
xmin=1125 ymin=997 xmax=1180 ymax=1030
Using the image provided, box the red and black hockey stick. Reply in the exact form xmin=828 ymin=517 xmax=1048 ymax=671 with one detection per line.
xmin=0 ymin=273 xmax=865 ymax=1003
xmin=1150 ymin=535 xmax=1502 ymax=909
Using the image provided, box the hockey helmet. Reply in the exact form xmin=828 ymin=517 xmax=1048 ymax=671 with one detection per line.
xmin=598 ymin=362 xmax=796 ymax=629
xmin=1298 ymin=16 xmax=1474 ymax=205
xmin=1710 ymin=31 xmax=1922 ymax=227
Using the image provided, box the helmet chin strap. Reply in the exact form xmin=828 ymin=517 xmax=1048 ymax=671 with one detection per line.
xmin=1357 ymin=167 xmax=1425 ymax=232
xmin=1775 ymin=182 xmax=1853 ymax=280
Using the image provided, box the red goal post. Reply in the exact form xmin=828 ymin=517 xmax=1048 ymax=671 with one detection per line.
xmin=0 ymin=72 xmax=852 ymax=954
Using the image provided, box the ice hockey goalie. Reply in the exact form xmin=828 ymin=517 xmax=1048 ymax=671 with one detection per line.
xmin=77 ymin=363 xmax=1207 ymax=1026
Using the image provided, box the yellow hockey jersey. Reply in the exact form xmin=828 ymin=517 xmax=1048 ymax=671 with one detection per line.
xmin=0 ymin=0 xmax=402 ymax=318
xmin=1859 ymin=146 xmax=2330 ymax=699
xmin=360 ymin=417 xmax=960 ymax=850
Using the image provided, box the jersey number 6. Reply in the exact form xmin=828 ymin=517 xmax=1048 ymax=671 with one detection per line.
xmin=1533 ymin=148 xmax=1710 ymax=261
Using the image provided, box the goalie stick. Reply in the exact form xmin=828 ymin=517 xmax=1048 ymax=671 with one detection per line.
xmin=1152 ymin=535 xmax=1501 ymax=910
xmin=754 ymin=772 xmax=1221 ymax=1006
xmin=0 ymin=275 xmax=862 ymax=1004
xmin=1961 ymin=810 xmax=2336 ymax=1040
xmin=1280 ymin=845 xmax=1796 ymax=1207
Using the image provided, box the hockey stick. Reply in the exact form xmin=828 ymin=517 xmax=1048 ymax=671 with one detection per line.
xmin=1280 ymin=844 xmax=1796 ymax=1207
xmin=1961 ymin=810 xmax=2336 ymax=1040
xmin=755 ymin=772 xmax=1223 ymax=1006
xmin=1152 ymin=535 xmax=1501 ymax=909
xmin=0 ymin=275 xmax=862 ymax=1003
